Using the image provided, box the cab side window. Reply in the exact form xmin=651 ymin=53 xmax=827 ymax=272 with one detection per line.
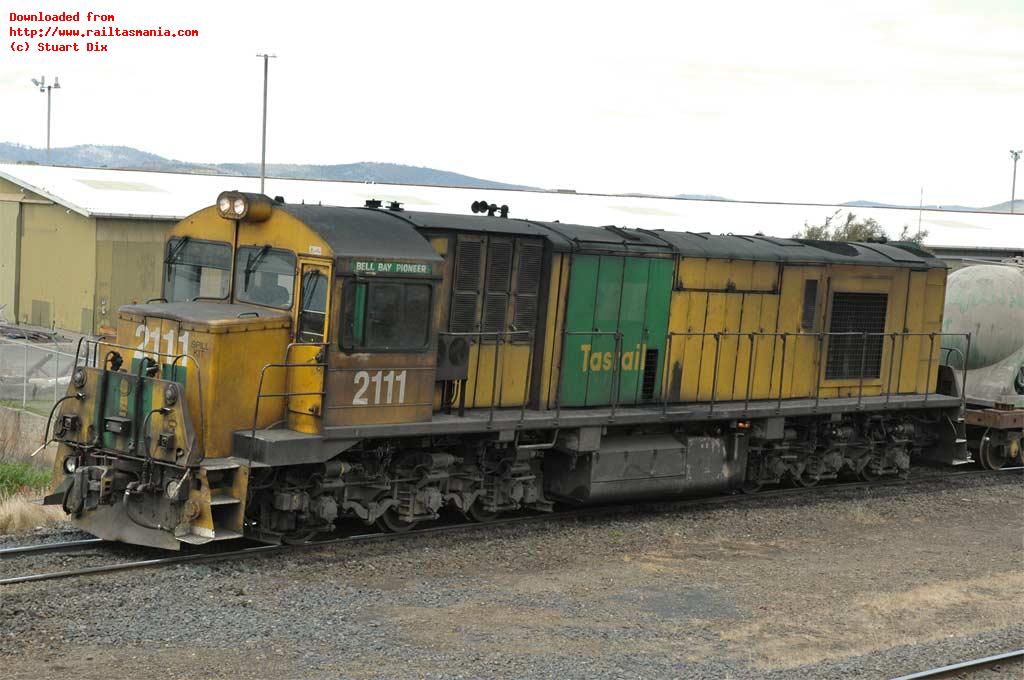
xmin=341 ymin=281 xmax=431 ymax=351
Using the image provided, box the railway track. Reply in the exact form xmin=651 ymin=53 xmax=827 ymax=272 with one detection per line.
xmin=892 ymin=648 xmax=1024 ymax=679
xmin=2 ymin=466 xmax=1019 ymax=587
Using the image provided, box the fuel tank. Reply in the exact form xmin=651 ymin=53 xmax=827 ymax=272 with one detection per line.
xmin=544 ymin=433 xmax=747 ymax=504
xmin=941 ymin=264 xmax=1024 ymax=407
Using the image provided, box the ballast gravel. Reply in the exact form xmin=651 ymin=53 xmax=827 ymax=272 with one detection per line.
xmin=1 ymin=472 xmax=1021 ymax=679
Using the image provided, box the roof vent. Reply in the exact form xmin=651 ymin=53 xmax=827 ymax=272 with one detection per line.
xmin=364 ymin=199 xmax=382 ymax=209
xmin=387 ymin=201 xmax=403 ymax=211
xmin=273 ymin=196 xmax=285 ymax=204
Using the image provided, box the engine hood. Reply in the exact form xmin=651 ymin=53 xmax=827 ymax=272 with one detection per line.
xmin=118 ymin=301 xmax=291 ymax=333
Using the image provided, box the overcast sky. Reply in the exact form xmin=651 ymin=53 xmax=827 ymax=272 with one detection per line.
xmin=2 ymin=0 xmax=1022 ymax=207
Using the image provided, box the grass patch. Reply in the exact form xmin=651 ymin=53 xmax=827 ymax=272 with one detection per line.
xmin=0 ymin=461 xmax=52 ymax=498
xmin=0 ymin=399 xmax=55 ymax=417
xmin=0 ymin=493 xmax=63 ymax=533
xmin=0 ymin=463 xmax=61 ymax=534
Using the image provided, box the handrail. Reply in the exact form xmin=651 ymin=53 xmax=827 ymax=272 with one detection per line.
xmin=248 ymin=356 xmax=327 ymax=467
xmin=282 ymin=341 xmax=328 ymax=405
xmin=938 ymin=345 xmax=970 ymax=412
xmin=250 ymin=342 xmax=329 ymax=437
xmin=439 ymin=330 xmax=534 ymax=426
xmin=70 ymin=337 xmax=209 ymax=461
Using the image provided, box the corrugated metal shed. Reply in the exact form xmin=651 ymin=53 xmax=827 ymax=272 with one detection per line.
xmin=0 ymin=163 xmax=1020 ymax=249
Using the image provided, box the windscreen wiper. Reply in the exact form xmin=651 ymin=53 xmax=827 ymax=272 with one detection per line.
xmin=164 ymin=236 xmax=191 ymax=280
xmin=243 ymin=244 xmax=272 ymax=291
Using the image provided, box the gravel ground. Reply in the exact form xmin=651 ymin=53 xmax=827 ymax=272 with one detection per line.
xmin=1 ymin=473 xmax=1021 ymax=679
xmin=0 ymin=523 xmax=93 ymax=548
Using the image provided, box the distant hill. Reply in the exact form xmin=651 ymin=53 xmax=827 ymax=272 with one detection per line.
xmin=674 ymin=193 xmax=728 ymax=201
xmin=2 ymin=143 xmax=1019 ymax=212
xmin=981 ymin=199 xmax=1024 ymax=213
xmin=842 ymin=198 xmax=1022 ymax=214
xmin=0 ymin=143 xmax=536 ymax=191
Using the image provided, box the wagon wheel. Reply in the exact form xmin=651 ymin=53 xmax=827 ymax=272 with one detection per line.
xmin=976 ymin=429 xmax=1010 ymax=470
xmin=465 ymin=500 xmax=500 ymax=523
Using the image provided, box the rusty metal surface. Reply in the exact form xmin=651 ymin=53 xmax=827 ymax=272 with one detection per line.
xmin=965 ymin=407 xmax=1024 ymax=429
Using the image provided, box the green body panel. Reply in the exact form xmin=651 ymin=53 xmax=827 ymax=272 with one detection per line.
xmin=96 ymin=362 xmax=185 ymax=451
xmin=560 ymin=255 xmax=673 ymax=407
xmin=97 ymin=372 xmax=154 ymax=451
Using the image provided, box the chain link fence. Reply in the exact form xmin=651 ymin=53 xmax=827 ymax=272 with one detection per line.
xmin=0 ymin=332 xmax=83 ymax=417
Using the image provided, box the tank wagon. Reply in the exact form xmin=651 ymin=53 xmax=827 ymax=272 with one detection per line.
xmin=44 ymin=193 xmax=969 ymax=549
xmin=940 ymin=264 xmax=1024 ymax=469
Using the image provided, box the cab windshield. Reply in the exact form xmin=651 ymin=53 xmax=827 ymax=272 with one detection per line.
xmin=164 ymin=237 xmax=232 ymax=302
xmin=234 ymin=245 xmax=296 ymax=309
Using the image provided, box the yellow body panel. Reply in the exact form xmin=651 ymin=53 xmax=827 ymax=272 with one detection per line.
xmin=539 ymin=254 xmax=570 ymax=409
xmin=113 ymin=311 xmax=290 ymax=457
xmin=459 ymin=342 xmax=532 ymax=409
xmin=664 ymin=259 xmax=947 ymax=404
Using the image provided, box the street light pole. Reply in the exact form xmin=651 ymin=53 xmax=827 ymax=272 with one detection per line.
xmin=1011 ymin=150 xmax=1022 ymax=214
xmin=31 ymin=76 xmax=61 ymax=164
xmin=256 ymin=54 xmax=277 ymax=194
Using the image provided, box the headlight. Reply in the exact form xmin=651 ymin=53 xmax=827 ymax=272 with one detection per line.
xmin=163 ymin=383 xmax=178 ymax=406
xmin=72 ymin=367 xmax=87 ymax=388
xmin=233 ymin=198 xmax=246 ymax=215
xmin=63 ymin=457 xmax=78 ymax=474
xmin=218 ymin=196 xmax=232 ymax=213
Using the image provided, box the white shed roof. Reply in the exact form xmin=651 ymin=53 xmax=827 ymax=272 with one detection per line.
xmin=0 ymin=162 xmax=1020 ymax=249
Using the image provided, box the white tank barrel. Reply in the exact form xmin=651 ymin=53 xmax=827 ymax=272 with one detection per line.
xmin=941 ymin=264 xmax=1024 ymax=407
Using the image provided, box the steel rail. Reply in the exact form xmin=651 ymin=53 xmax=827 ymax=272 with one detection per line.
xmin=0 ymin=538 xmax=106 ymax=558
xmin=2 ymin=467 xmax=1019 ymax=587
xmin=890 ymin=648 xmax=1024 ymax=680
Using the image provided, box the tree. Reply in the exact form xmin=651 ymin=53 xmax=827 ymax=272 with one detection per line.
xmin=794 ymin=209 xmax=928 ymax=245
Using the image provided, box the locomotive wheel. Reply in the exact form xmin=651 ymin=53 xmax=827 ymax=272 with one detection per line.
xmin=282 ymin=531 xmax=319 ymax=545
xmin=739 ymin=479 xmax=762 ymax=494
xmin=794 ymin=471 xmax=819 ymax=488
xmin=375 ymin=507 xmax=419 ymax=533
xmin=858 ymin=464 xmax=881 ymax=482
xmin=465 ymin=500 xmax=500 ymax=523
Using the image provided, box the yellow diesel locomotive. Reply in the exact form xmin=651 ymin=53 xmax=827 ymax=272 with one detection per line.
xmin=44 ymin=192 xmax=969 ymax=548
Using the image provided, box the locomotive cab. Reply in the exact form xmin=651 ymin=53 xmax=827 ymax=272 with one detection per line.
xmin=46 ymin=192 xmax=444 ymax=548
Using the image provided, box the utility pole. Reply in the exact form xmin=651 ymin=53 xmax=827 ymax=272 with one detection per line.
xmin=1011 ymin=150 xmax=1022 ymax=214
xmin=256 ymin=54 xmax=277 ymax=194
xmin=917 ymin=187 xmax=923 ymax=239
xmin=31 ymin=76 xmax=61 ymax=163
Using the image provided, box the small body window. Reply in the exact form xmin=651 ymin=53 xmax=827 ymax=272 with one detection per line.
xmin=342 ymin=281 xmax=431 ymax=351
xmin=234 ymin=246 xmax=296 ymax=309
xmin=165 ymin=237 xmax=232 ymax=302
xmin=802 ymin=279 xmax=819 ymax=330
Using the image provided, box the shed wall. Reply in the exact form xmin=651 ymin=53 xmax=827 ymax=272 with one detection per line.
xmin=0 ymin=201 xmax=18 ymax=322
xmin=0 ymin=177 xmax=57 ymax=326
xmin=94 ymin=218 xmax=173 ymax=334
xmin=18 ymin=203 xmax=96 ymax=333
